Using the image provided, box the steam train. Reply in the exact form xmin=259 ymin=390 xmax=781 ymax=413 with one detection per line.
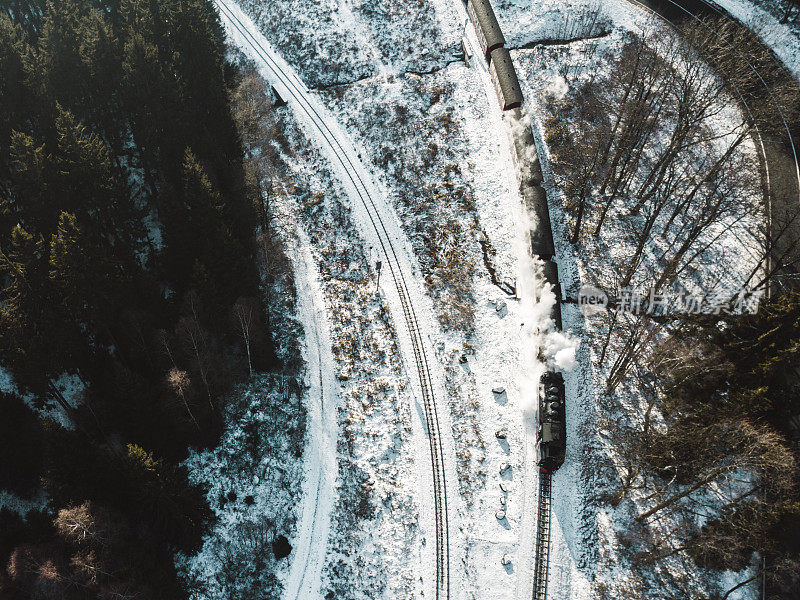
xmin=465 ymin=0 xmax=567 ymax=472
xmin=465 ymin=0 xmax=523 ymax=110
xmin=530 ymin=182 xmax=567 ymax=473
xmin=537 ymin=372 xmax=566 ymax=472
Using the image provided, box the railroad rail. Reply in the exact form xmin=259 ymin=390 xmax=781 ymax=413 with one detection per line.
xmin=626 ymin=0 xmax=800 ymax=292
xmin=531 ymin=472 xmax=552 ymax=600
xmin=212 ymin=2 xmax=451 ymax=598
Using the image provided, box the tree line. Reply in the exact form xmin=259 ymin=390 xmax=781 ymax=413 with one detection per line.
xmin=0 ymin=0 xmax=277 ymax=597
xmin=601 ymin=294 xmax=800 ymax=599
xmin=544 ymin=20 xmax=800 ymax=598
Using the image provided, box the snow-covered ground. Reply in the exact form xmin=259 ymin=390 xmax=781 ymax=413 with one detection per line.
xmin=208 ymin=0 xmax=772 ymax=599
xmin=214 ymin=4 xmax=480 ymax=600
xmin=0 ymin=368 xmax=84 ymax=431
xmin=0 ymin=489 xmax=48 ymax=518
xmin=280 ymin=133 xmax=422 ymax=600
xmin=493 ymin=0 xmax=653 ymax=47
xmin=279 ymin=210 xmax=339 ymax=600
xmin=234 ymin=0 xmax=460 ymax=88
xmin=507 ymin=1 xmax=765 ymax=599
xmin=214 ymin=1 xmax=579 ymax=599
xmin=711 ymin=0 xmax=800 ymax=80
xmin=177 ymin=376 xmax=308 ymax=599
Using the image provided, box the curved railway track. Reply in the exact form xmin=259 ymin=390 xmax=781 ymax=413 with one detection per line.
xmin=626 ymin=0 xmax=800 ymax=289
xmin=212 ymin=2 xmax=451 ymax=598
xmin=523 ymin=2 xmax=800 ymax=599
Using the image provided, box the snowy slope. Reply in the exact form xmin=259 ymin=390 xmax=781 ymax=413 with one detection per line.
xmin=215 ymin=2 xmax=467 ymax=598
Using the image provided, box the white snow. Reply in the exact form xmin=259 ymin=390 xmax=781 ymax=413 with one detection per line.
xmin=0 ymin=367 xmax=84 ymax=431
xmin=176 ymin=375 xmax=308 ymax=598
xmin=216 ymin=3 xmax=466 ymax=598
xmin=278 ymin=194 xmax=339 ymax=600
xmin=208 ymin=0 xmax=776 ymax=599
xmin=271 ymin=115 xmax=423 ymax=599
xmin=509 ymin=1 xmax=766 ymax=597
xmin=711 ymin=0 xmax=800 ymax=80
xmin=0 ymin=489 xmax=48 ymax=517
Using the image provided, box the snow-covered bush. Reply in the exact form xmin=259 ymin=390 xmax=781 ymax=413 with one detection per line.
xmin=177 ymin=376 xmax=307 ymax=599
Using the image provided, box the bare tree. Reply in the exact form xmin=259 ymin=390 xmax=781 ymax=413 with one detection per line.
xmin=230 ymin=296 xmax=261 ymax=377
xmin=605 ymin=315 xmax=662 ymax=394
xmin=175 ymin=292 xmax=221 ymax=417
xmin=166 ymin=367 xmax=200 ymax=432
xmin=635 ymin=419 xmax=795 ymax=522
xmin=54 ymin=502 xmax=114 ymax=549
xmin=779 ymin=0 xmax=800 ymax=24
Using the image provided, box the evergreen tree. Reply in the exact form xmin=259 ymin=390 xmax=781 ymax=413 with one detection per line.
xmin=49 ymin=211 xmax=120 ymax=330
xmin=0 ymin=1 xmax=277 ymax=594
xmin=0 ymin=14 xmax=30 ymax=177
xmin=0 ymin=225 xmax=85 ymax=393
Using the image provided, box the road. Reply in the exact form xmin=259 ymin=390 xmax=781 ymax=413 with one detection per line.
xmin=283 ymin=227 xmax=339 ymax=600
xmin=213 ymin=2 xmax=458 ymax=598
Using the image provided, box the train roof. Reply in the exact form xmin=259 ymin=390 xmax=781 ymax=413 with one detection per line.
xmin=489 ymin=47 xmax=523 ymax=109
xmin=468 ymin=0 xmax=506 ymax=49
xmin=541 ymin=422 xmax=563 ymax=444
xmin=540 ymin=370 xmax=564 ymax=385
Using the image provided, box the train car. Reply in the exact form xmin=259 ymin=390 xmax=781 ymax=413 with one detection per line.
xmin=467 ymin=0 xmax=506 ymax=59
xmin=536 ymin=371 xmax=566 ymax=472
xmin=510 ymin=121 xmax=544 ymax=187
xmin=525 ymin=186 xmax=555 ymax=260
xmin=488 ymin=47 xmax=523 ymax=111
xmin=541 ymin=259 xmax=563 ymax=330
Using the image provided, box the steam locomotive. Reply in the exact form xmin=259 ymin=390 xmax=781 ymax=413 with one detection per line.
xmin=465 ymin=0 xmax=567 ymax=472
xmin=537 ymin=371 xmax=566 ymax=472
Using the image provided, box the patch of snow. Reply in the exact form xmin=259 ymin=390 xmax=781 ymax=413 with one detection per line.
xmin=276 ymin=187 xmax=340 ymax=600
xmin=0 ymin=489 xmax=48 ymax=518
xmin=515 ymin=4 xmax=764 ymax=597
xmin=711 ymin=0 xmax=800 ymax=81
xmin=0 ymin=367 xmax=83 ymax=431
xmin=216 ymin=3 xmax=469 ymax=597
xmin=177 ymin=376 xmax=308 ymax=599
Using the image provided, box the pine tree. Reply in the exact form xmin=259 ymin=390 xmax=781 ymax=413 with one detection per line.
xmin=0 ymin=14 xmax=31 ymax=172
xmin=49 ymin=212 xmax=118 ymax=328
xmin=8 ymin=130 xmax=57 ymax=233
xmin=0 ymin=225 xmax=85 ymax=395
xmin=78 ymin=9 xmax=123 ymax=153
xmin=37 ymin=0 xmax=90 ymax=111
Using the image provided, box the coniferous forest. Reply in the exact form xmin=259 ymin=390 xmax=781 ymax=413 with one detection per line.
xmin=0 ymin=0 xmax=274 ymax=597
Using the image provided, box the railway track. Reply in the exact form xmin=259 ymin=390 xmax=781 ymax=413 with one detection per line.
xmin=531 ymin=472 xmax=552 ymax=600
xmin=212 ymin=2 xmax=451 ymax=598
xmin=626 ymin=0 xmax=800 ymax=290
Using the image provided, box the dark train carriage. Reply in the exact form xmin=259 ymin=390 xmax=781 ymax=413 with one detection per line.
xmin=524 ymin=186 xmax=554 ymax=260
xmin=511 ymin=122 xmax=543 ymax=187
xmin=488 ymin=47 xmax=523 ymax=111
xmin=467 ymin=0 xmax=506 ymax=59
xmin=537 ymin=371 xmax=566 ymax=472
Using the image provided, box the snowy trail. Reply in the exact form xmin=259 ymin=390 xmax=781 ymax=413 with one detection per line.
xmin=429 ymin=2 xmax=547 ymax=599
xmin=214 ymin=2 xmax=465 ymax=598
xmin=282 ymin=224 xmax=339 ymax=600
xmin=444 ymin=2 xmax=550 ymax=599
